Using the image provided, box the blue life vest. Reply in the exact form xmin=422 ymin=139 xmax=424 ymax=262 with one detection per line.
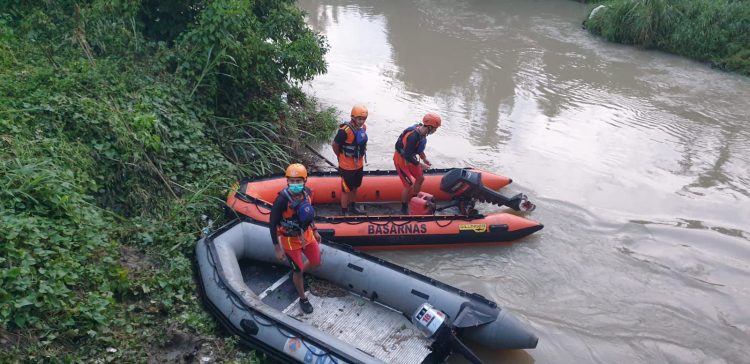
xmin=340 ymin=122 xmax=368 ymax=159
xmin=279 ymin=188 xmax=315 ymax=235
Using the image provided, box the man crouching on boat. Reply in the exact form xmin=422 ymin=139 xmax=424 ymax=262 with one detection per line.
xmin=393 ymin=112 xmax=442 ymax=214
xmin=269 ymin=163 xmax=321 ymax=314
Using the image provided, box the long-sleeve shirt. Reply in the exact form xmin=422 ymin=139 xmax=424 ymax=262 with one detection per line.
xmin=268 ymin=188 xmax=313 ymax=245
xmin=268 ymin=192 xmax=290 ymax=245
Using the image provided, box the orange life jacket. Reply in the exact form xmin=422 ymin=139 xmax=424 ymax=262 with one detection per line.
xmin=276 ymin=188 xmax=316 ymax=250
xmin=277 ymin=188 xmax=313 ymax=235
xmin=337 ymin=122 xmax=367 ymax=170
xmin=395 ymin=124 xmax=426 ymax=161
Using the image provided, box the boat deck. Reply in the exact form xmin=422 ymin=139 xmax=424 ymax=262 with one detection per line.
xmin=241 ymin=261 xmax=432 ymax=363
xmin=315 ymin=201 xmax=405 ymax=217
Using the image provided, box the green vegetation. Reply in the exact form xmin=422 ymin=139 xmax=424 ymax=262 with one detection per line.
xmin=584 ymin=0 xmax=750 ymax=75
xmin=0 ymin=0 xmax=336 ymax=361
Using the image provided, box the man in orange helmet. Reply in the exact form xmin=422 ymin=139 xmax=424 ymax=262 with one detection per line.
xmin=331 ymin=105 xmax=369 ymax=215
xmin=269 ymin=163 xmax=321 ymax=314
xmin=393 ymin=112 xmax=442 ymax=214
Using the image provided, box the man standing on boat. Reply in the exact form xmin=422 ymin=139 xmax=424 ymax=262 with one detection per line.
xmin=393 ymin=112 xmax=442 ymax=214
xmin=331 ymin=105 xmax=368 ymax=215
xmin=269 ymin=163 xmax=321 ymax=314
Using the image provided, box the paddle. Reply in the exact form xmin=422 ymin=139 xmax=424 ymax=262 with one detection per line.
xmin=303 ymin=142 xmax=338 ymax=170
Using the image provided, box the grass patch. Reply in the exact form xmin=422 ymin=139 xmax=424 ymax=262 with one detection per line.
xmin=585 ymin=0 xmax=750 ymax=75
xmin=1 ymin=0 xmax=337 ymax=362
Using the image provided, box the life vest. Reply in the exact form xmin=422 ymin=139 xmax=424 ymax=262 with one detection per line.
xmin=278 ymin=188 xmax=315 ymax=237
xmin=339 ymin=122 xmax=368 ymax=160
xmin=395 ymin=124 xmax=426 ymax=157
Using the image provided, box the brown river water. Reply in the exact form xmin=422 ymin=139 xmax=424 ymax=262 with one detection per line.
xmin=297 ymin=0 xmax=750 ymax=362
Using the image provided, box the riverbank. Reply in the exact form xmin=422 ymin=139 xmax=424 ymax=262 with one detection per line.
xmin=1 ymin=1 xmax=336 ymax=362
xmin=584 ymin=0 xmax=750 ymax=76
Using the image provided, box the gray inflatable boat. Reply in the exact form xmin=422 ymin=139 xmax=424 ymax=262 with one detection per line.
xmin=196 ymin=218 xmax=538 ymax=363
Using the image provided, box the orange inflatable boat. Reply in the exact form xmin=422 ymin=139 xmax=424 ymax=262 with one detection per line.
xmin=226 ymin=168 xmax=543 ymax=250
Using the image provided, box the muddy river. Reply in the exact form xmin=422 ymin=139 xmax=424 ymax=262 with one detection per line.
xmin=298 ymin=1 xmax=750 ymax=362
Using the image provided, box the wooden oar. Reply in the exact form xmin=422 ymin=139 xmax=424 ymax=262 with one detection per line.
xmin=303 ymin=142 xmax=338 ymax=169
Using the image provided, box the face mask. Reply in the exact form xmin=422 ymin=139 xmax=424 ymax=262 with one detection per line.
xmin=288 ymin=183 xmax=304 ymax=194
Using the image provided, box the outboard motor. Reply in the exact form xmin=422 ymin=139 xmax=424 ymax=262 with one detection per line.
xmin=439 ymin=168 xmax=536 ymax=213
xmin=413 ymin=303 xmax=483 ymax=364
xmin=439 ymin=168 xmax=483 ymax=198
xmin=414 ymin=303 xmax=448 ymax=338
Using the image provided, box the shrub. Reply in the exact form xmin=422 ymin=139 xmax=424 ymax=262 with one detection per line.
xmin=1 ymin=0 xmax=334 ymax=361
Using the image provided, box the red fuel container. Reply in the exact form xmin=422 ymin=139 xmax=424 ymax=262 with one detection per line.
xmin=409 ymin=192 xmax=436 ymax=215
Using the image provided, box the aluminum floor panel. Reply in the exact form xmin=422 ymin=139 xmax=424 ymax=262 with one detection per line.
xmin=283 ymin=293 xmax=432 ymax=364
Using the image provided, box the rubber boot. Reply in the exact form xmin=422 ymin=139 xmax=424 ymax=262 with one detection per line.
xmin=349 ymin=203 xmax=365 ymax=215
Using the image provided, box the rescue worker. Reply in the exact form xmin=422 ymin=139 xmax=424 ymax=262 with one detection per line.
xmin=269 ymin=163 xmax=321 ymax=314
xmin=332 ymin=105 xmax=368 ymax=215
xmin=393 ymin=112 xmax=442 ymax=214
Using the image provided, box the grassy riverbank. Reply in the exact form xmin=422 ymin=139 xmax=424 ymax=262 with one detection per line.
xmin=584 ymin=0 xmax=750 ymax=75
xmin=0 ymin=1 xmax=336 ymax=362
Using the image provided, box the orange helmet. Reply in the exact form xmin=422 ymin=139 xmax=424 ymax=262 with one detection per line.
xmin=285 ymin=163 xmax=308 ymax=180
xmin=351 ymin=105 xmax=368 ymax=119
xmin=422 ymin=112 xmax=442 ymax=128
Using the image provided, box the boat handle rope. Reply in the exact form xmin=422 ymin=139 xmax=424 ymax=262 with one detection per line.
xmin=237 ymin=192 xmax=481 ymax=227
xmin=250 ymin=204 xmax=469 ymax=229
xmin=322 ymin=216 xmax=461 ymax=228
xmin=434 ymin=219 xmax=454 ymax=228
xmin=205 ymin=241 xmax=341 ymax=363
xmin=339 ymin=219 xmax=417 ymax=227
xmin=253 ymin=203 xmax=271 ymax=215
xmin=233 ymin=192 xmax=272 ymax=215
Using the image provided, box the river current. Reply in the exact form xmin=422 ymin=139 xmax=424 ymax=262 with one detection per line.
xmin=298 ymin=1 xmax=750 ymax=362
